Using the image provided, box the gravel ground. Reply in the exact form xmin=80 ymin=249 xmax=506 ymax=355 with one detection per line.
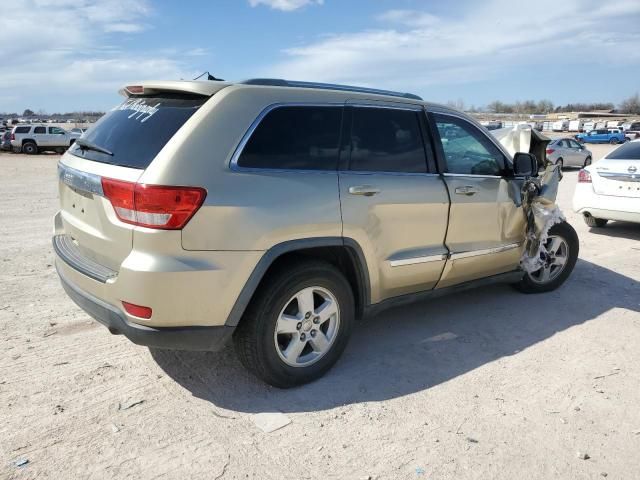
xmin=1 ymin=148 xmax=639 ymax=479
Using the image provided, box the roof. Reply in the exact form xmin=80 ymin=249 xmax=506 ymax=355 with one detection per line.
xmin=120 ymin=78 xmax=423 ymax=102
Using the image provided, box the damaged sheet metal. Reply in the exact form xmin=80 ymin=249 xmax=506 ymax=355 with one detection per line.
xmin=492 ymin=125 xmax=565 ymax=273
xmin=520 ymin=165 xmax=565 ymax=272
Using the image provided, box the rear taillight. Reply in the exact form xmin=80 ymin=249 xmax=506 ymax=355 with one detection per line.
xmin=101 ymin=178 xmax=206 ymax=230
xmin=10 ymin=133 xmax=15 ymax=140
xmin=578 ymin=169 xmax=592 ymax=183
xmin=546 ymin=148 xmax=555 ymax=155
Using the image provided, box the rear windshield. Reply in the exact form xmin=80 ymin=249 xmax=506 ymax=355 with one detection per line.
xmin=69 ymin=94 xmax=207 ymax=169
xmin=607 ymin=141 xmax=640 ymax=159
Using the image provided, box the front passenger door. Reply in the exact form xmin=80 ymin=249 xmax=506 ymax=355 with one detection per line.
xmin=430 ymin=111 xmax=525 ymax=288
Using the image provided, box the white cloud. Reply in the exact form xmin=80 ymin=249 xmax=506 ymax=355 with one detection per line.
xmin=0 ymin=0 xmax=200 ymax=111
xmin=248 ymin=0 xmax=323 ymax=12
xmin=265 ymin=0 xmax=640 ymax=95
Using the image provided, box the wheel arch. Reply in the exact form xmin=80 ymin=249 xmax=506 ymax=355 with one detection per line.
xmin=226 ymin=237 xmax=370 ymax=327
xmin=21 ymin=138 xmax=36 ymax=146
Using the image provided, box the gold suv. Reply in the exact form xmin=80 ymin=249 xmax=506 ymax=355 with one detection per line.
xmin=53 ymin=79 xmax=578 ymax=387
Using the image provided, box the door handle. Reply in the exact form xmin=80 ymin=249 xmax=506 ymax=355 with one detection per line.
xmin=454 ymin=186 xmax=478 ymax=196
xmin=348 ymin=185 xmax=380 ymax=197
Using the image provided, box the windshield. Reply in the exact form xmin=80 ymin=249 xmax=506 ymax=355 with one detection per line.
xmin=68 ymin=94 xmax=207 ymax=169
xmin=606 ymin=141 xmax=640 ymax=160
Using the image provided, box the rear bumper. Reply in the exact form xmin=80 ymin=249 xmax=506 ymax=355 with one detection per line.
xmin=573 ymin=184 xmax=640 ymax=223
xmin=57 ymin=265 xmax=235 ymax=351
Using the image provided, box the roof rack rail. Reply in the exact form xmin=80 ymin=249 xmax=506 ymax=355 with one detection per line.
xmin=241 ymin=78 xmax=422 ymax=101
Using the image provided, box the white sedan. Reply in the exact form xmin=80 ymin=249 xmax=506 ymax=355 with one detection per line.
xmin=573 ymin=139 xmax=640 ymax=227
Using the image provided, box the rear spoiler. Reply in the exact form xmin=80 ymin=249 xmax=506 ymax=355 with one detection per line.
xmin=119 ymin=81 xmax=232 ymax=98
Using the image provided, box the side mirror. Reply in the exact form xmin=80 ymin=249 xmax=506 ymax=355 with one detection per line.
xmin=513 ymin=152 xmax=538 ymax=177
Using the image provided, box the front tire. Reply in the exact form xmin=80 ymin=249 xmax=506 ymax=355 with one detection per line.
xmin=514 ymin=221 xmax=579 ymax=294
xmin=233 ymin=259 xmax=355 ymax=388
xmin=609 ymin=138 xmax=619 ymax=144
xmin=583 ymin=156 xmax=592 ymax=167
xmin=556 ymin=158 xmax=563 ymax=170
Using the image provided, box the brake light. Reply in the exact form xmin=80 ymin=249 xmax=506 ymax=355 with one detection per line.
xmin=546 ymin=148 xmax=555 ymax=155
xmin=125 ymin=85 xmax=144 ymax=95
xmin=122 ymin=301 xmax=152 ymax=319
xmin=578 ymin=169 xmax=592 ymax=183
xmin=101 ymin=178 xmax=206 ymax=229
xmin=10 ymin=133 xmax=15 ymax=141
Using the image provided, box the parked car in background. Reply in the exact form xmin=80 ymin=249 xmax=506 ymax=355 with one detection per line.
xmin=582 ymin=121 xmax=595 ymax=132
xmin=576 ymin=128 xmax=627 ymax=144
xmin=606 ymin=120 xmax=623 ymax=129
xmin=10 ymin=124 xmax=77 ymax=154
xmin=546 ymin=138 xmax=592 ymax=168
xmin=70 ymin=128 xmax=87 ymax=135
xmin=621 ymin=121 xmax=640 ymax=131
xmin=574 ymin=139 xmax=640 ymax=227
xmin=1 ymin=131 xmax=12 ymax=151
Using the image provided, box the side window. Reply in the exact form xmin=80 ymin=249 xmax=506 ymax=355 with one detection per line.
xmin=434 ymin=114 xmax=505 ymax=176
xmin=34 ymin=126 xmax=46 ymax=134
xmin=49 ymin=127 xmax=65 ymax=134
xmin=569 ymin=140 xmax=582 ymax=149
xmin=237 ymin=106 xmax=342 ymax=170
xmin=15 ymin=126 xmax=30 ymax=134
xmin=348 ymin=107 xmax=427 ymax=173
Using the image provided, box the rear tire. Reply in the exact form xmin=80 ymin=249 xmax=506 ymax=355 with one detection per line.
xmin=513 ymin=221 xmax=579 ymax=294
xmin=584 ymin=215 xmax=607 ymax=228
xmin=22 ymin=142 xmax=37 ymax=154
xmin=233 ymin=259 xmax=355 ymax=388
xmin=556 ymin=158 xmax=563 ymax=170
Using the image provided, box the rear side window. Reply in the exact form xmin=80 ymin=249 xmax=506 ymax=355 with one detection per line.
xmin=15 ymin=126 xmax=30 ymax=134
xmin=348 ymin=107 xmax=427 ymax=173
xmin=237 ymin=106 xmax=342 ymax=170
xmin=606 ymin=141 xmax=640 ymax=159
xmin=434 ymin=113 xmax=505 ymax=176
xmin=34 ymin=126 xmax=46 ymax=134
xmin=69 ymin=94 xmax=207 ymax=169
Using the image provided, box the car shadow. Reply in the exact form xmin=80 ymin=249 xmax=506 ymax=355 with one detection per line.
xmin=150 ymin=259 xmax=638 ymax=413
xmin=585 ymin=222 xmax=640 ymax=241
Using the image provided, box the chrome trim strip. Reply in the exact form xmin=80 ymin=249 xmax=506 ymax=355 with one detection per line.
xmin=449 ymin=242 xmax=521 ymax=260
xmin=389 ymin=254 xmax=447 ymax=267
xmin=598 ymin=172 xmax=640 ymax=182
xmin=443 ymin=172 xmax=502 ymax=179
xmin=58 ymin=163 xmax=104 ymax=196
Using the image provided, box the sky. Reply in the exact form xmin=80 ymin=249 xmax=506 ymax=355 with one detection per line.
xmin=0 ymin=0 xmax=639 ymax=113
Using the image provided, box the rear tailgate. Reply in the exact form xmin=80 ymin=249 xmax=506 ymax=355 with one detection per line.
xmin=56 ymin=91 xmax=209 ymax=274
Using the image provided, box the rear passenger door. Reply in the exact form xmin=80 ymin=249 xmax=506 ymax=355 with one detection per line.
xmin=429 ymin=110 xmax=525 ymax=288
xmin=33 ymin=126 xmax=48 ymax=146
xmin=339 ymin=102 xmax=449 ymax=303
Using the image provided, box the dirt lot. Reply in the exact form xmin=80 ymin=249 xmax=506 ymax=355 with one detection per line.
xmin=1 ymin=147 xmax=639 ymax=479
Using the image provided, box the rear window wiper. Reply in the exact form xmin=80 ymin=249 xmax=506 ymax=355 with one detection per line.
xmin=75 ymin=138 xmax=113 ymax=156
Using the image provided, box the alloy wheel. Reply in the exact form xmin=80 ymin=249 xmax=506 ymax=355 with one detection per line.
xmin=528 ymin=235 xmax=569 ymax=284
xmin=274 ymin=286 xmax=340 ymax=367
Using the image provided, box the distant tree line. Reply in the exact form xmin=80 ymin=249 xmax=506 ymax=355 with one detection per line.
xmin=0 ymin=109 xmax=105 ymax=118
xmin=447 ymin=93 xmax=640 ymax=115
